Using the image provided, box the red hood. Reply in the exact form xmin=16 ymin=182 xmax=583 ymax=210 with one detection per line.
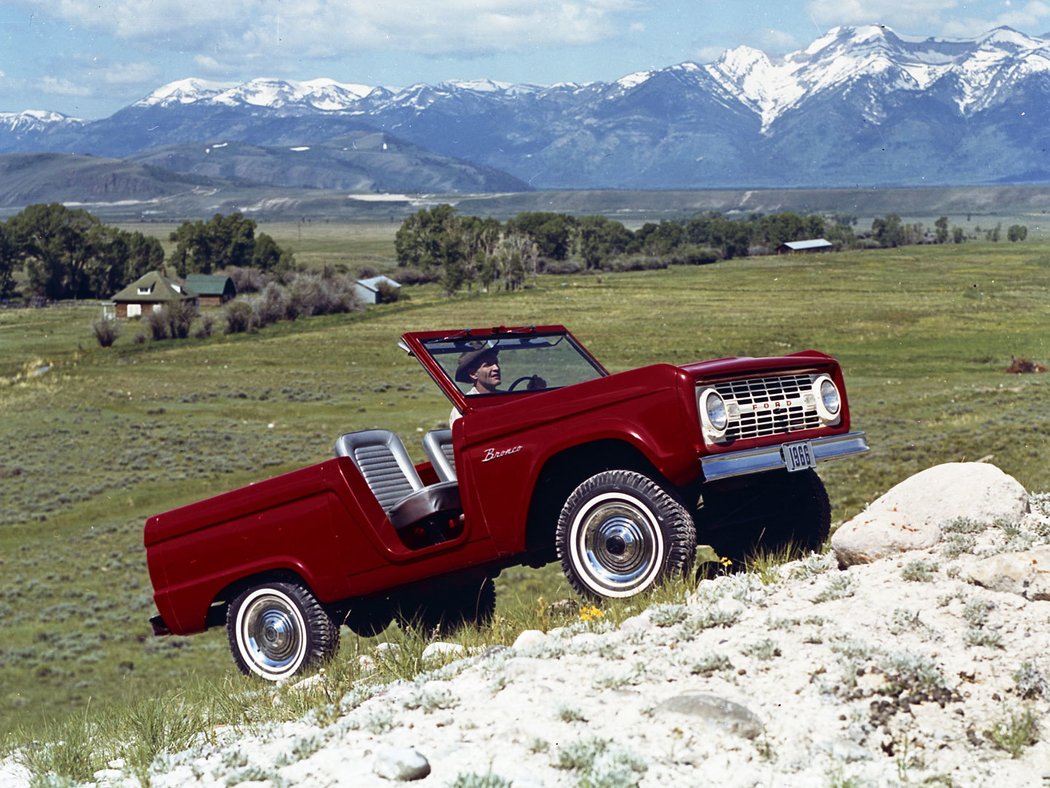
xmin=678 ymin=350 xmax=837 ymax=381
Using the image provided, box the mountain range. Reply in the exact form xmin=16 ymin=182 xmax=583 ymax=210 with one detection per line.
xmin=3 ymin=24 xmax=1050 ymax=204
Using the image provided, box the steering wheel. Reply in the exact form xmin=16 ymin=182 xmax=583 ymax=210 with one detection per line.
xmin=508 ymin=375 xmax=538 ymax=391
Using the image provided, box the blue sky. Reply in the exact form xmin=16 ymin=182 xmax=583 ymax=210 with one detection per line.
xmin=1 ymin=1 xmax=1048 ymax=118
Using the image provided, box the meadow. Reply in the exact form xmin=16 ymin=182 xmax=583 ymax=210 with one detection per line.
xmin=3 ymin=233 xmax=1050 ymax=757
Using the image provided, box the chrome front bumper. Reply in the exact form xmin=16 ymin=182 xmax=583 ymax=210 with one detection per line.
xmin=700 ymin=431 xmax=869 ymax=482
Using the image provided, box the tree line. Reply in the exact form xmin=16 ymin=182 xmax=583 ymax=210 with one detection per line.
xmin=396 ymin=206 xmax=1029 ymax=294
xmin=0 ymin=204 xmax=295 ymax=302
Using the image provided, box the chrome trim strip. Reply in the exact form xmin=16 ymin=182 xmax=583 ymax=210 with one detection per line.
xmin=700 ymin=432 xmax=870 ymax=482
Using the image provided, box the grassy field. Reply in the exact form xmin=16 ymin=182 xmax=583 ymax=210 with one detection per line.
xmin=3 ymin=235 xmax=1050 ymax=748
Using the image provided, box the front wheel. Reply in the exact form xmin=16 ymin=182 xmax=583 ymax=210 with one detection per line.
xmin=556 ymin=470 xmax=696 ymax=600
xmin=227 ymin=581 xmax=339 ymax=681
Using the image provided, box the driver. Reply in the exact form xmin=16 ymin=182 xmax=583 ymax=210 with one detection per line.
xmin=450 ymin=347 xmax=501 ymax=425
xmin=449 ymin=346 xmax=546 ymax=426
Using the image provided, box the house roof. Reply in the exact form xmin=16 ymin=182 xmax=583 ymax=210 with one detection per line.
xmin=781 ymin=238 xmax=833 ymax=251
xmin=355 ymin=275 xmax=401 ymax=293
xmin=185 ymin=273 xmax=235 ymax=297
xmin=111 ymin=270 xmax=196 ymax=303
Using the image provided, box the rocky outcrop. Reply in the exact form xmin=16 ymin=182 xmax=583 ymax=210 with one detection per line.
xmin=832 ymin=462 xmax=1030 ymax=566
xmin=4 ymin=463 xmax=1050 ymax=787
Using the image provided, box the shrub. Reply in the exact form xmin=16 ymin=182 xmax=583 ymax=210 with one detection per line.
xmin=143 ymin=308 xmax=168 ymax=340
xmin=285 ymin=272 xmax=362 ymax=317
xmin=194 ymin=314 xmax=215 ymax=340
xmin=91 ymin=318 xmax=121 ymax=348
xmin=375 ymin=280 xmax=401 ymax=303
xmin=165 ymin=300 xmax=197 ymax=339
xmin=253 ymin=283 xmax=290 ymax=327
xmin=225 ymin=266 xmax=267 ymax=294
xmin=223 ymin=300 xmax=254 ymax=334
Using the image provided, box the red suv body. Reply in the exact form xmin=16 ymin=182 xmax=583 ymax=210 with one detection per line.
xmin=145 ymin=325 xmax=867 ymax=680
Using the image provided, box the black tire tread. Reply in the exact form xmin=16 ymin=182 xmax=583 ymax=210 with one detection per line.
xmin=555 ymin=469 xmax=697 ymax=599
xmin=227 ymin=581 xmax=340 ymax=680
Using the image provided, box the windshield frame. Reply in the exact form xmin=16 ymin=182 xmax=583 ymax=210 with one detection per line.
xmin=400 ymin=325 xmax=609 ymax=412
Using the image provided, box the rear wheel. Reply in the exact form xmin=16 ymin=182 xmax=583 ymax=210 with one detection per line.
xmin=703 ymin=469 xmax=831 ymax=563
xmin=227 ymin=581 xmax=339 ymax=681
xmin=556 ymin=470 xmax=696 ymax=599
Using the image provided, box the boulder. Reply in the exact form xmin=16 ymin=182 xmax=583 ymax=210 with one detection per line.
xmin=373 ymin=747 xmax=431 ymax=782
xmin=961 ymin=547 xmax=1050 ymax=600
xmin=832 ymin=462 xmax=1028 ymax=567
xmin=656 ymin=693 xmax=764 ymax=740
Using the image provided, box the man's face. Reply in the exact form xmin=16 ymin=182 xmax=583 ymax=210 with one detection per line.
xmin=471 ymin=352 xmax=501 ymax=392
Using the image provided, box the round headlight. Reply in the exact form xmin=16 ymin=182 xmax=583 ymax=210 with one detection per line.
xmin=699 ymin=388 xmax=729 ymax=440
xmin=814 ymin=375 xmax=841 ymax=422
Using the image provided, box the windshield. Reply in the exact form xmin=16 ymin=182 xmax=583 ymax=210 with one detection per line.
xmin=421 ymin=331 xmax=607 ymax=396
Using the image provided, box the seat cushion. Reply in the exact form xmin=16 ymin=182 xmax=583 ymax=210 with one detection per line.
xmin=387 ymin=481 xmax=461 ymax=532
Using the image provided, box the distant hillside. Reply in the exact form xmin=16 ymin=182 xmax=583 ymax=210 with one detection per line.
xmin=126 ymin=131 xmax=530 ymax=193
xmin=0 ymin=153 xmax=214 ymax=208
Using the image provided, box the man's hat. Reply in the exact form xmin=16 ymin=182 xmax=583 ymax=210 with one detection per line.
xmin=455 ymin=343 xmax=498 ymax=383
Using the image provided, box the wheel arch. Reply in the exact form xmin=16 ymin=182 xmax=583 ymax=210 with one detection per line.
xmin=206 ymin=567 xmax=316 ymax=630
xmin=524 ymin=439 xmax=668 ymax=564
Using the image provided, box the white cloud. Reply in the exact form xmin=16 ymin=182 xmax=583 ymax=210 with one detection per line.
xmin=806 ymin=0 xmax=959 ymax=33
xmin=101 ymin=61 xmax=162 ymax=86
xmin=17 ymin=1 xmax=645 ymax=62
xmin=806 ymin=0 xmax=1050 ymax=38
xmin=756 ymin=28 xmax=801 ymax=54
xmin=37 ymin=75 xmax=93 ymax=97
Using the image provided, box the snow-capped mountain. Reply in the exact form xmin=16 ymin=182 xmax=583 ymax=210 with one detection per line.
xmin=0 ymin=110 xmax=82 ymax=134
xmin=6 ymin=25 xmax=1050 ymax=190
xmin=704 ymin=25 xmax=1050 ymax=129
xmin=136 ymin=77 xmax=377 ymax=111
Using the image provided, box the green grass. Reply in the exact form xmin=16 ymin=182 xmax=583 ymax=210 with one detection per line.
xmin=3 ymin=235 xmax=1050 ymax=755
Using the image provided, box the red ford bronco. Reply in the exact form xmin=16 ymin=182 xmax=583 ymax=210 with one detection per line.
xmin=145 ymin=325 xmax=868 ymax=680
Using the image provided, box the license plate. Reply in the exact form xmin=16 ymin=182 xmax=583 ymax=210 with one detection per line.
xmin=781 ymin=441 xmax=815 ymax=472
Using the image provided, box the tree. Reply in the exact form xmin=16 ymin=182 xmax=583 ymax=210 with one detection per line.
xmin=506 ymin=212 xmax=575 ymax=261
xmin=574 ymin=216 xmax=633 ymax=270
xmin=871 ymin=214 xmax=905 ymax=248
xmin=394 ymin=205 xmax=469 ymax=294
xmin=0 ymin=222 xmax=20 ymax=300
xmin=252 ymin=232 xmax=294 ymax=273
xmin=934 ymin=216 xmax=949 ymax=244
xmin=952 ymin=226 xmax=966 ymax=244
xmin=8 ymin=203 xmax=102 ymax=299
xmin=169 ymin=212 xmax=273 ymax=275
xmin=1007 ymin=224 xmax=1028 ymax=242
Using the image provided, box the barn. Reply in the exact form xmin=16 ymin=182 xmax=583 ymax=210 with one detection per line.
xmin=777 ymin=238 xmax=834 ymax=254
xmin=184 ymin=274 xmax=236 ymax=307
xmin=108 ymin=271 xmax=198 ymax=319
xmin=354 ymin=275 xmax=401 ymax=305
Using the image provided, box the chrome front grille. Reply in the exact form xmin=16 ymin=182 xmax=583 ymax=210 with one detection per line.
xmin=712 ymin=374 xmax=821 ymax=441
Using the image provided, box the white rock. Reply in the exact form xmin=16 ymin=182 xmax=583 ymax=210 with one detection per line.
xmin=832 ymin=462 xmax=1028 ymax=566
xmin=960 ymin=546 xmax=1050 ymax=600
xmin=512 ymin=629 xmax=548 ymax=651
xmin=373 ymin=746 xmax=431 ymax=781
xmin=620 ymin=614 xmax=652 ymax=633
xmin=422 ymin=642 xmax=466 ymax=662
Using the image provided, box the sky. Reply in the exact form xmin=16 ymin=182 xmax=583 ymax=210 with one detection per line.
xmin=1 ymin=0 xmax=1048 ymax=118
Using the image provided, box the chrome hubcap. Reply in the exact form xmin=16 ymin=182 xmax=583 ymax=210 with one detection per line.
xmin=241 ymin=593 xmax=304 ymax=673
xmin=576 ymin=497 xmax=659 ymax=592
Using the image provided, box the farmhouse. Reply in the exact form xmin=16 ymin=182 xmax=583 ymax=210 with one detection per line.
xmin=777 ymin=238 xmax=834 ymax=254
xmin=108 ymin=270 xmax=198 ymax=319
xmin=354 ymin=275 xmax=401 ymax=305
xmin=184 ymin=274 xmax=236 ymax=307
